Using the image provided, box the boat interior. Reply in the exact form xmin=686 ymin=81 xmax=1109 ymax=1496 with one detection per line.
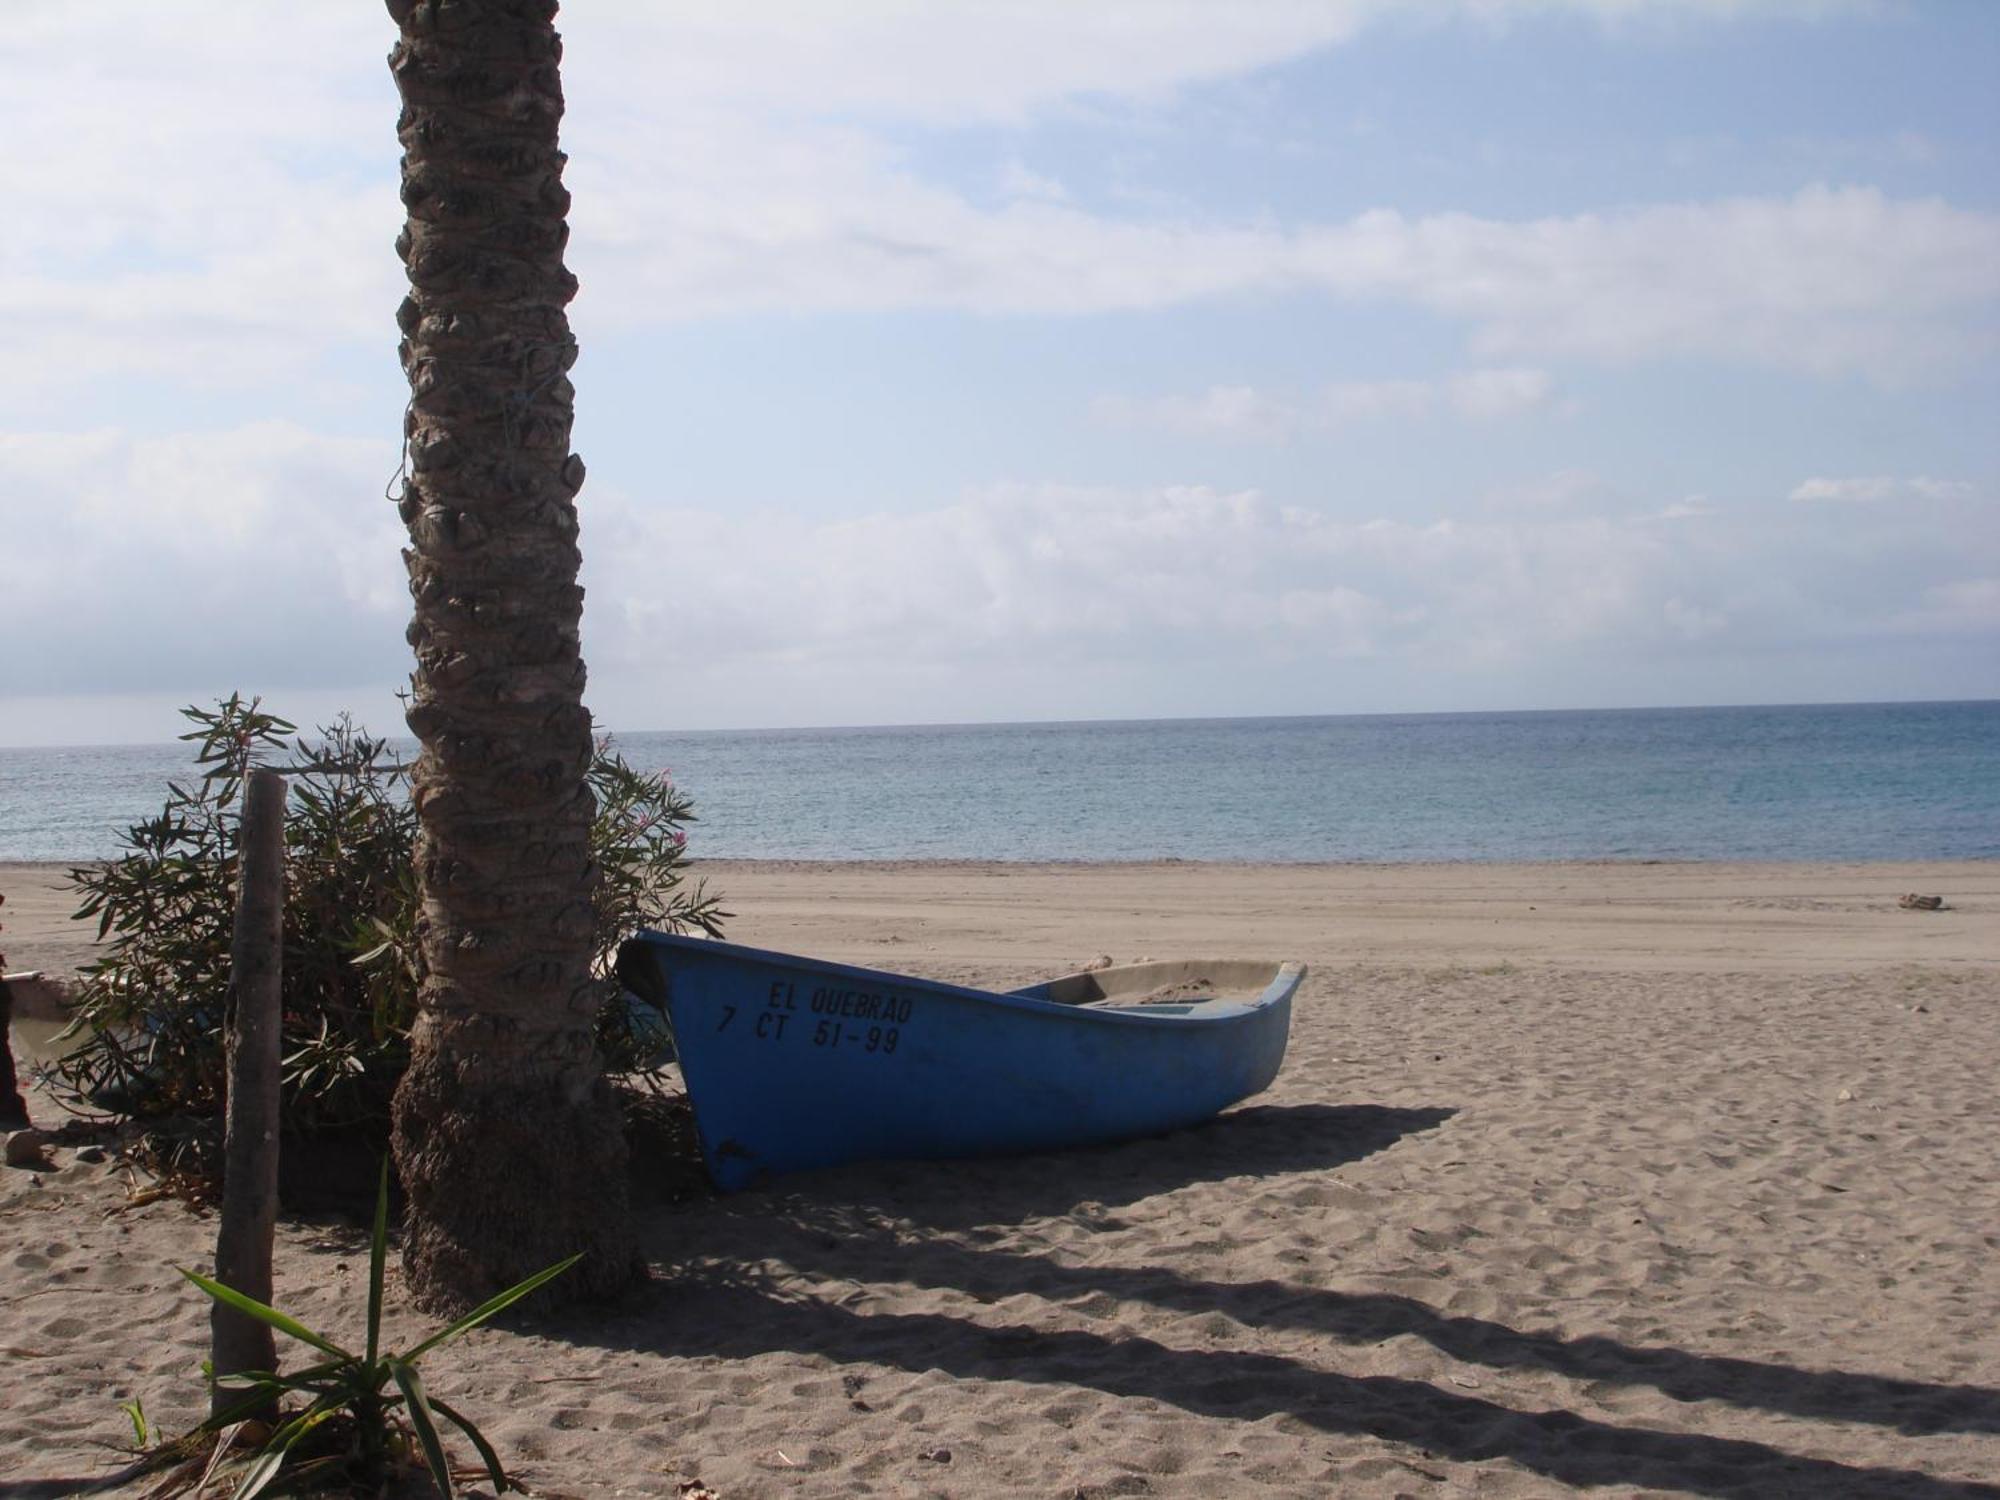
xmin=1012 ymin=958 xmax=1294 ymax=1014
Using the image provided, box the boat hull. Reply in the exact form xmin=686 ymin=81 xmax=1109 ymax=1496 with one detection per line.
xmin=616 ymin=932 xmax=1301 ymax=1191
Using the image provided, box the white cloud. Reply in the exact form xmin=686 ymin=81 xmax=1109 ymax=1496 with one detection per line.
xmin=564 ymin=2 xmax=1387 ymax=127
xmin=1661 ymin=596 xmax=1729 ymax=639
xmin=1452 ymin=0 xmax=1864 ymax=25
xmin=1095 ymin=368 xmax=1554 ymax=439
xmin=568 ymin=145 xmax=1999 ymax=375
xmin=1092 ymin=386 xmax=1302 ymax=440
xmin=3 ymin=0 xmax=1993 ymax=742
xmin=1316 ymin=379 xmax=1440 ymax=425
xmin=998 ymin=161 xmax=1072 ymax=204
xmin=0 ymin=424 xmax=406 ymax=698
xmin=7 ymin=434 xmax=1993 ymax=738
xmin=1790 ymin=475 xmax=1978 ymax=504
xmin=1293 ymin=188 xmax=2000 ymax=379
xmin=1483 ymin=469 xmax=1613 ymax=511
xmin=1655 ymin=498 xmax=1720 ymax=521
xmin=4 ymin=6 xmax=1989 ymax=410
xmin=1894 ymin=578 xmax=2000 ymax=635
xmin=1446 ymin=366 xmax=1555 ymax=419
xmin=562 ymin=0 xmax=1861 ymax=127
xmin=0 ymin=6 xmax=400 ymax=403
xmin=576 ymin=473 xmax=1998 ymax=693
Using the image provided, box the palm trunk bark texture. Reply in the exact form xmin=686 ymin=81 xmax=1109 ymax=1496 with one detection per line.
xmin=385 ymin=0 xmax=638 ymax=1311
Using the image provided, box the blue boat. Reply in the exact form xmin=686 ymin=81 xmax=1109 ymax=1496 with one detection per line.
xmin=615 ymin=931 xmax=1304 ymax=1192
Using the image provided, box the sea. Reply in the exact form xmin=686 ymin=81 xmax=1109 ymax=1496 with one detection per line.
xmin=0 ymin=701 xmax=1994 ymax=865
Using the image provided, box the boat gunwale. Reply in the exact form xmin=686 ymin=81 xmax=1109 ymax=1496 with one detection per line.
xmin=623 ymin=929 xmax=1304 ymax=1028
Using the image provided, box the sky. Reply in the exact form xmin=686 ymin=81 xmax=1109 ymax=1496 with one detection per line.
xmin=1 ymin=0 xmax=1996 ymax=747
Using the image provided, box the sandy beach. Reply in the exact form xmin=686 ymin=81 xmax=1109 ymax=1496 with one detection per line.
xmin=3 ymin=857 xmax=1997 ymax=1497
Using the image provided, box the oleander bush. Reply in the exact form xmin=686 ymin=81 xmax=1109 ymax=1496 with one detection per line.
xmin=49 ymin=694 xmax=723 ymax=1181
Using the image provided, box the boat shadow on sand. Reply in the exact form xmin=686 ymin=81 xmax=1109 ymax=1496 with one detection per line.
xmin=564 ymin=1099 xmax=2000 ymax=1500
xmin=750 ymin=1100 xmax=1460 ymax=1230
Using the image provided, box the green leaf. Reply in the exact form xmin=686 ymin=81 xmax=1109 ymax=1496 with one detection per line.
xmin=205 ymin=1356 xmax=346 ymax=1409
xmin=210 ymin=1370 xmax=296 ymax=1392
xmin=232 ymin=1400 xmax=338 ymax=1500
xmin=401 ymin=1252 xmax=582 ymax=1364
xmin=389 ymin=1359 xmax=454 ymax=1498
xmin=429 ymin=1395 xmax=511 ymax=1495
xmin=229 ymin=1445 xmax=289 ymax=1500
xmin=179 ymin=1269 xmax=352 ymax=1360
xmin=366 ymin=1159 xmax=390 ymax=1368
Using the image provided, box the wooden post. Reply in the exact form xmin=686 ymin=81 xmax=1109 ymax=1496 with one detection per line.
xmin=211 ymin=768 xmax=287 ymax=1417
xmin=0 ymin=895 xmax=28 ymax=1130
xmin=0 ymin=976 xmax=29 ymax=1131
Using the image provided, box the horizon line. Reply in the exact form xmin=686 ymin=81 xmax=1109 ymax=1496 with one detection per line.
xmin=3 ymin=694 xmax=1994 ymax=755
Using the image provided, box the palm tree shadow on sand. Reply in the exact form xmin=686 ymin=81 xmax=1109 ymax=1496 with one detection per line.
xmin=576 ymin=1098 xmax=2000 ymax=1499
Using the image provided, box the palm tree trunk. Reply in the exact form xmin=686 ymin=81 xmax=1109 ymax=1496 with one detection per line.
xmin=385 ymin=0 xmax=637 ymax=1311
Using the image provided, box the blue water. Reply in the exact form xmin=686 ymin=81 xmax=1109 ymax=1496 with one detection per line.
xmin=1 ymin=702 xmax=1994 ymax=864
